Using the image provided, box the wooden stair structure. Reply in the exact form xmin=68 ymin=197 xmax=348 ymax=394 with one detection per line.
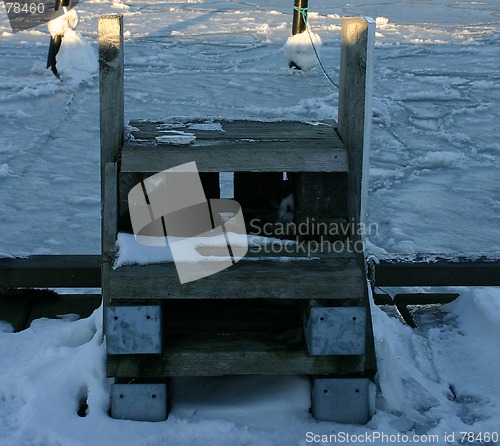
xmin=99 ymin=14 xmax=376 ymax=424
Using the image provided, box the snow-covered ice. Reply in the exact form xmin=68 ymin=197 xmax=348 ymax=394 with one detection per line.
xmin=155 ymin=131 xmax=196 ymax=145
xmin=1 ymin=0 xmax=500 ymax=444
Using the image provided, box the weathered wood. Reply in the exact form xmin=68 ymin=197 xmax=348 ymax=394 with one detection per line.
xmin=109 ymin=253 xmax=365 ymax=300
xmin=102 ymin=163 xmax=119 ymax=262
xmin=120 ymin=140 xmax=348 ymax=173
xmin=102 ymin=163 xmax=118 ymax=316
xmin=2 ymin=254 xmax=499 ymax=290
xmin=128 ymin=119 xmax=338 ymax=141
xmin=338 ymin=17 xmax=375 ymax=239
xmin=375 ymin=258 xmax=500 ymax=286
xmin=99 ymin=14 xmax=124 ymax=189
xmin=292 ymin=172 xmax=348 ymax=240
xmin=0 ymin=256 xmax=101 ymax=288
xmin=108 ymin=332 xmax=365 ymax=377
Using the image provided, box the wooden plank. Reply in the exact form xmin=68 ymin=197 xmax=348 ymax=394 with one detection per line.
xmin=338 ymin=17 xmax=375 ymax=240
xmin=102 ymin=163 xmax=118 ymax=323
xmin=0 ymin=255 xmax=101 ymax=288
xmin=99 ymin=14 xmax=124 ymax=193
xmin=375 ymin=258 xmax=500 ymax=287
xmin=120 ymin=140 xmax=348 ymax=173
xmin=109 ymin=255 xmax=365 ymax=300
xmin=107 ymin=336 xmax=365 ymax=377
xmin=102 ymin=163 xmax=119 ymax=262
xmin=3 ymin=254 xmax=499 ymax=290
xmin=292 ymin=172 xmax=349 ymax=240
xmin=128 ymin=120 xmax=338 ymax=141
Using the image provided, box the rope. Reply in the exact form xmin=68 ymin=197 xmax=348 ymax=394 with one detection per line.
xmin=293 ymin=6 xmax=340 ymax=90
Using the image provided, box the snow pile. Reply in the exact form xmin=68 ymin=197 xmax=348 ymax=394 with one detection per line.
xmin=115 ymin=232 xmax=174 ymax=266
xmin=47 ymin=9 xmax=78 ymax=37
xmin=284 ymin=29 xmax=322 ymax=70
xmin=115 ymin=231 xmax=248 ymax=267
xmin=57 ymin=29 xmax=98 ymax=77
xmin=0 ymin=308 xmax=111 ymax=445
xmin=47 ymin=9 xmax=98 ymax=78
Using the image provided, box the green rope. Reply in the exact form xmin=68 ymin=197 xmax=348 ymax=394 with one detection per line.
xmin=293 ymin=5 xmax=340 ymax=90
xmin=293 ymin=5 xmax=309 ymax=17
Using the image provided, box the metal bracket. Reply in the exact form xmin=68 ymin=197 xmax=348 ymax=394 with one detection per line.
xmin=303 ymin=301 xmax=366 ymax=355
xmin=106 ymin=305 xmax=162 ymax=354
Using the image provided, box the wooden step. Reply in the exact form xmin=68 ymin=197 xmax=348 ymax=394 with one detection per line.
xmin=107 ymin=335 xmax=365 ymax=377
xmin=108 ymin=244 xmax=366 ymax=300
xmin=107 ymin=299 xmax=366 ymax=378
xmin=120 ymin=120 xmax=347 ymax=173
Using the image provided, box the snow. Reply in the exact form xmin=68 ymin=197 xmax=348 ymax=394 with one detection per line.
xmin=284 ymin=28 xmax=322 ymax=71
xmin=56 ymin=29 xmax=98 ymax=77
xmin=1 ymin=0 xmax=500 ymax=443
xmin=47 ymin=9 xmax=79 ymax=37
xmin=155 ymin=131 xmax=196 ymax=145
xmin=1 ymin=289 xmax=500 ymax=445
xmin=114 ymin=232 xmax=298 ymax=267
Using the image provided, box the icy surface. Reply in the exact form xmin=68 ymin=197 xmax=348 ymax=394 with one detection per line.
xmin=1 ymin=0 xmax=499 ymax=257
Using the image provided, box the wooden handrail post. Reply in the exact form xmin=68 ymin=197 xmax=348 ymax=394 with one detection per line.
xmin=98 ymin=14 xmax=124 ymax=194
xmin=338 ymin=17 xmax=375 ymax=249
xmin=99 ymin=14 xmax=123 ymax=321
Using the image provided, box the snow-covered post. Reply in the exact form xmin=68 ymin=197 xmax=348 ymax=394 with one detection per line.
xmin=337 ymin=17 xmax=375 ymax=250
xmin=292 ymin=0 xmax=308 ymax=36
xmin=285 ymin=0 xmax=321 ymax=70
xmin=99 ymin=14 xmax=124 ymax=188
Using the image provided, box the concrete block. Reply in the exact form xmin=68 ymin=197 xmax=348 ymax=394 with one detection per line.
xmin=312 ymin=378 xmax=373 ymax=424
xmin=111 ymin=383 xmax=167 ymax=421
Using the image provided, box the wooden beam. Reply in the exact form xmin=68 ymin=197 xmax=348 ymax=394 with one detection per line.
xmin=0 ymin=255 xmax=101 ymax=288
xmin=375 ymin=258 xmax=500 ymax=287
xmin=2 ymin=255 xmax=500 ymax=290
xmin=120 ymin=140 xmax=348 ymax=173
xmin=128 ymin=119 xmax=339 ymax=141
xmin=108 ymin=254 xmax=366 ymax=300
